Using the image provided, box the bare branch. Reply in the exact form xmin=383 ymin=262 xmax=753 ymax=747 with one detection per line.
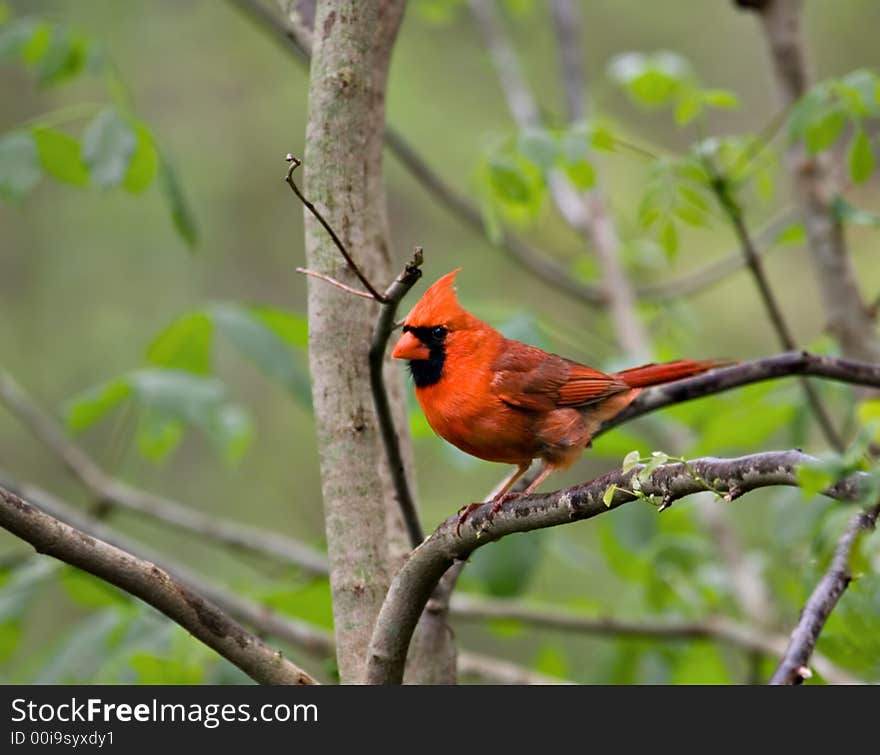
xmin=365 ymin=450 xmax=872 ymax=684
xmin=0 ymin=371 xmax=328 ymax=576
xmin=0 ymin=484 xmax=318 ymax=685
xmin=449 ymin=593 xmax=857 ymax=684
xmin=470 ymin=0 xmax=650 ymax=360
xmin=369 ymin=249 xmax=425 ymax=547
xmin=770 ymin=503 xmax=880 ymax=685
xmin=295 ymin=268 xmax=376 ymax=299
xmin=230 ymin=0 xmax=796 ymax=310
xmin=548 ymin=0 xmax=585 ymax=122
xmin=705 ymin=169 xmax=844 ymax=450
xmin=285 ymin=155 xmax=386 ymax=302
xmin=737 ymin=0 xmax=880 ymax=364
xmin=5 ymin=475 xmax=565 ymax=685
xmin=457 ymin=651 xmax=573 ymax=685
xmin=598 ymin=351 xmax=880 ymax=437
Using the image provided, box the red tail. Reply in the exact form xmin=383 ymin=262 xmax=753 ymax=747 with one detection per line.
xmin=614 ymin=359 xmax=729 ymax=389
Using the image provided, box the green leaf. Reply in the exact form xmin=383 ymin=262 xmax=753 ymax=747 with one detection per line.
xmin=65 ymin=377 xmax=132 ymax=432
xmin=804 ymin=108 xmax=846 ymax=154
xmin=622 ymin=450 xmax=641 ymax=473
xmin=848 ymin=129 xmax=874 ymax=184
xmin=787 ymin=88 xmax=827 ymax=141
xmin=467 ymin=532 xmax=544 ymax=597
xmin=60 ymin=568 xmax=127 ymax=608
xmin=147 ymin=312 xmax=213 ymax=374
xmin=796 ymin=464 xmax=835 ymax=499
xmin=0 ymin=130 xmax=41 ymax=200
xmin=158 ymin=152 xmax=198 ymax=249
xmin=602 ymin=484 xmax=618 ymax=507
xmin=674 ymin=92 xmax=702 ymax=125
xmin=857 ymin=399 xmax=880 ymax=441
xmin=702 ymin=89 xmax=739 ymax=110
xmin=31 ymin=127 xmax=88 ymax=185
xmin=659 ymin=218 xmax=678 ymax=258
xmin=34 ymin=26 xmax=88 ymax=85
xmin=830 ymin=196 xmax=880 ymax=228
xmin=518 ymin=127 xmax=557 ymax=171
xmin=130 ymin=653 xmax=204 ymax=684
xmin=122 ymin=123 xmax=158 ymax=193
xmin=533 ymin=645 xmax=569 ymax=678
xmin=66 ymin=369 xmax=253 ymax=462
xmin=82 ymin=107 xmax=136 ymax=188
xmin=0 ymin=621 xmax=20 ymax=663
xmin=136 ymin=410 xmax=185 ymax=462
xmin=261 ymin=580 xmax=334 ymax=629
xmin=248 ymin=307 xmax=309 ymax=349
xmin=486 ymin=154 xmax=535 ymax=206
xmin=0 ymin=18 xmax=42 ymax=61
xmin=211 ymin=304 xmax=312 ymax=406
xmin=670 ymin=642 xmax=730 ymax=684
xmin=775 ymin=223 xmax=806 ymax=246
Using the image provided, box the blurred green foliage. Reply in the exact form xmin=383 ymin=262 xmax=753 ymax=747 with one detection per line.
xmin=1 ymin=0 xmax=880 ymax=685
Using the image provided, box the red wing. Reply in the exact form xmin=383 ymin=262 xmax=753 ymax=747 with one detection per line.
xmin=491 ymin=340 xmax=628 ymax=411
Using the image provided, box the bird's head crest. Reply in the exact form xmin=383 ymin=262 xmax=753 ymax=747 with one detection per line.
xmin=403 ymin=269 xmax=481 ymax=331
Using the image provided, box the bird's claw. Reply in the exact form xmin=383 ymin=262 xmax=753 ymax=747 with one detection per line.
xmin=455 ymin=492 xmax=524 ymax=536
xmin=455 ymin=503 xmax=483 ymax=536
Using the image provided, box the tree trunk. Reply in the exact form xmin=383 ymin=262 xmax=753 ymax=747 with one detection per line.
xmin=302 ymin=0 xmax=454 ymax=684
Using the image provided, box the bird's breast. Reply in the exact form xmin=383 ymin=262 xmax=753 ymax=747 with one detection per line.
xmin=415 ymin=369 xmax=540 ymax=464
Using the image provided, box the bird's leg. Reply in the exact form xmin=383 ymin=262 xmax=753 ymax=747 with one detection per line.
xmin=519 ymin=463 xmax=556 ymax=496
xmin=488 ymin=461 xmax=535 ymax=514
xmin=456 ymin=462 xmax=532 ymax=536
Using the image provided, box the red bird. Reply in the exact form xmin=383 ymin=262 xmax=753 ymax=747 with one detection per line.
xmin=391 ymin=270 xmax=724 ymax=529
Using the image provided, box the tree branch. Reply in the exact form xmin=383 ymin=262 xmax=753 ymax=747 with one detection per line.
xmin=285 ymin=155 xmax=386 ymax=302
xmin=230 ymin=0 xmax=796 ymax=310
xmin=598 ymin=351 xmax=880 ymax=437
xmin=0 ymin=371 xmax=329 ymax=575
xmin=736 ymin=0 xmax=880 ymax=364
xmin=470 ymin=0 xmax=650 ymax=360
xmin=369 ymin=249 xmax=425 ymax=548
xmin=3 ymin=475 xmax=566 ymax=685
xmin=0 ymin=371 xmax=327 ymax=576
xmin=449 ymin=593 xmax=857 ymax=684
xmin=365 ymin=450 xmax=871 ymax=684
xmin=770 ymin=502 xmax=880 ymax=684
xmin=705 ymin=170 xmax=844 ymax=450
xmin=0 ymin=484 xmax=318 ymax=685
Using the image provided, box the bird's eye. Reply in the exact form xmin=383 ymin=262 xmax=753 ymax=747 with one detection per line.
xmin=431 ymin=326 xmax=447 ymax=340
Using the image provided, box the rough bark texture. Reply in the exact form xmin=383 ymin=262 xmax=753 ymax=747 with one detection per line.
xmin=0 ymin=486 xmax=317 ymax=685
xmin=745 ymin=0 xmax=880 ymax=363
xmin=302 ymin=0 xmax=453 ymax=684
xmin=365 ymin=450 xmax=872 ymax=684
xmin=302 ymin=0 xmax=405 ymax=684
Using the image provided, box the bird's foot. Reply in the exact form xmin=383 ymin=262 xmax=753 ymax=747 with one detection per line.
xmin=455 ymin=503 xmax=483 ymax=537
xmin=455 ymin=492 xmax=524 ymax=537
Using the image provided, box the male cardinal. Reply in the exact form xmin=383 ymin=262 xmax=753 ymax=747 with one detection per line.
xmin=391 ymin=269 xmax=723 ymax=531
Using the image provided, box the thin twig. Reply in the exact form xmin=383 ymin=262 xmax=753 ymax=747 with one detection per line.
xmin=0 ymin=371 xmax=329 ymax=575
xmin=471 ymin=0 xmax=649 ymax=360
xmin=770 ymin=502 xmax=880 ymax=685
xmin=295 ymin=267 xmax=376 ymax=299
xmin=369 ymin=248 xmax=425 ymax=548
xmin=737 ymin=0 xmax=880 ymax=365
xmin=0 ymin=484 xmax=318 ymax=685
xmin=449 ymin=593 xmax=857 ymax=684
xmin=230 ymin=0 xmax=797 ymax=309
xmin=284 ymin=154 xmax=386 ymax=303
xmin=703 ymin=167 xmax=844 ymax=450
xmin=365 ymin=450 xmax=873 ymax=684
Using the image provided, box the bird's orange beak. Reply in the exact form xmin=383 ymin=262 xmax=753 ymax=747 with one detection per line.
xmin=391 ymin=330 xmax=431 ymax=360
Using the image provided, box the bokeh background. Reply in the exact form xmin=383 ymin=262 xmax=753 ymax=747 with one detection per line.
xmin=2 ymin=0 xmax=880 ymax=683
